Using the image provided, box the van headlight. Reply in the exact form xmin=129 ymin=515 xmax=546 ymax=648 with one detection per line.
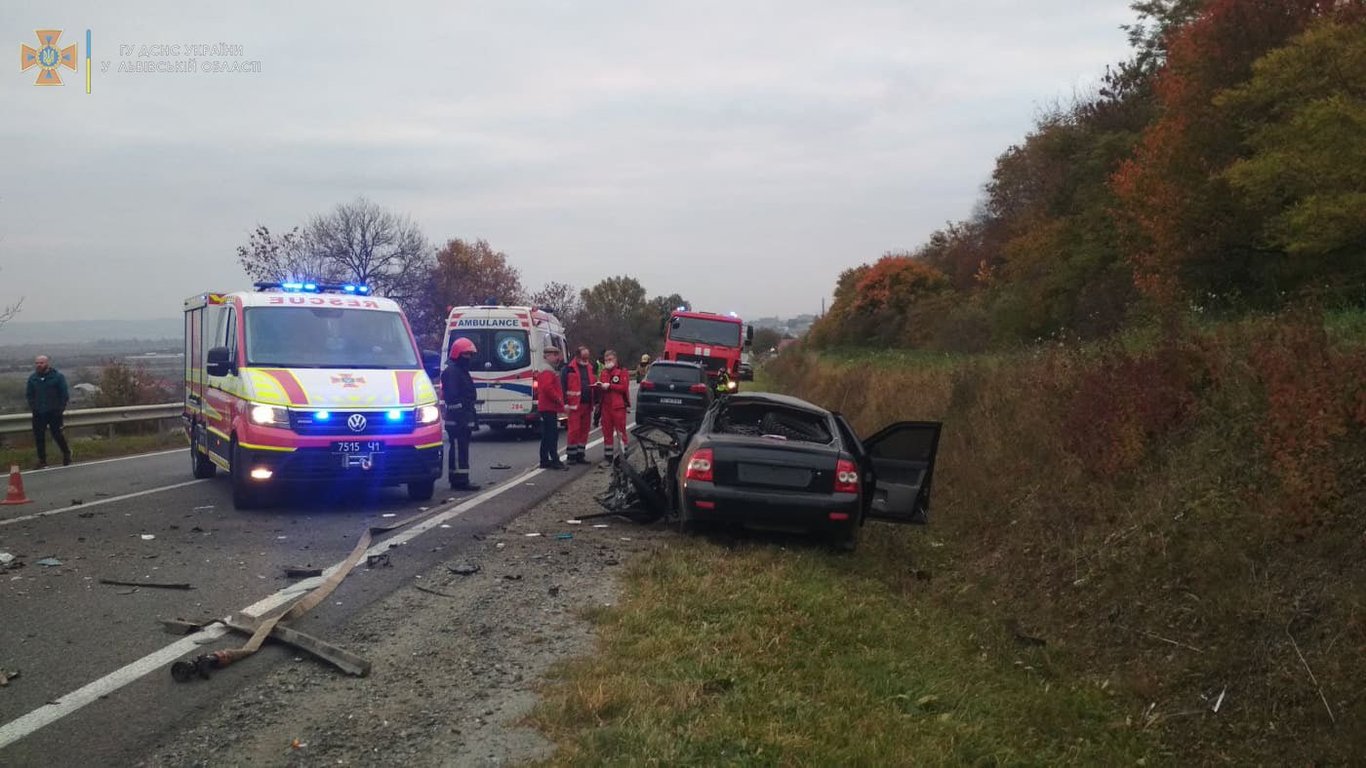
xmin=250 ymin=404 xmax=289 ymax=428
xmin=416 ymin=405 xmax=441 ymax=424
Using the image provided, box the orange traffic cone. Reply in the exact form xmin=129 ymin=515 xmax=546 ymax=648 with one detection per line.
xmin=1 ymin=465 xmax=33 ymax=505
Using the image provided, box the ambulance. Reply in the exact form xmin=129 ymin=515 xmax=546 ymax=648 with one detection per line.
xmin=183 ymin=282 xmax=444 ymax=509
xmin=439 ymin=305 xmax=568 ymax=431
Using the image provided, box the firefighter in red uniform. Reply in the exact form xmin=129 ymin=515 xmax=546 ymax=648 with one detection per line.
xmin=596 ymin=349 xmax=631 ymax=465
xmin=562 ymin=346 xmax=596 ymax=464
xmin=535 ymin=346 xmax=568 ymax=470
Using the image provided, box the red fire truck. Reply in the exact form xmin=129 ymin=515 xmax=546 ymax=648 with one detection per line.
xmin=660 ymin=308 xmax=753 ymax=391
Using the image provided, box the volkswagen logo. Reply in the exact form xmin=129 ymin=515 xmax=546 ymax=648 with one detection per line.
xmin=347 ymin=414 xmax=368 ymax=433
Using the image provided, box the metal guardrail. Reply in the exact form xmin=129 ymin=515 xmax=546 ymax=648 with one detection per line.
xmin=0 ymin=402 xmax=182 ymax=435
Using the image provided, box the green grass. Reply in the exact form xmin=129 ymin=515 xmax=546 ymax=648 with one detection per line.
xmin=531 ymin=538 xmax=1156 ymax=767
xmin=0 ymin=429 xmax=186 ymax=469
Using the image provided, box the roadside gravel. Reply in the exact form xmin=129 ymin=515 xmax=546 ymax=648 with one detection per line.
xmin=139 ymin=469 xmax=673 ymax=767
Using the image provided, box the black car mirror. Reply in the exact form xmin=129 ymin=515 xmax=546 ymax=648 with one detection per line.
xmin=206 ymin=346 xmax=234 ymax=377
xmin=421 ymin=350 xmax=442 ymax=379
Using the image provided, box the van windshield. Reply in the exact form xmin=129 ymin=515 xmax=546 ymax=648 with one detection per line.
xmin=244 ymin=308 xmax=418 ymax=368
xmin=445 ymin=329 xmax=531 ymax=373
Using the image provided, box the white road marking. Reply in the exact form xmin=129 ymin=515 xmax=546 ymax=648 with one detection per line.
xmin=0 ymin=433 xmax=611 ymax=751
xmin=23 ymin=448 xmax=184 ymax=475
xmin=0 ymin=480 xmax=208 ymax=528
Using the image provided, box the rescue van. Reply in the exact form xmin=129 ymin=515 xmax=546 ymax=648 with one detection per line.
xmin=439 ymin=305 xmax=568 ymax=431
xmin=183 ymin=282 xmax=444 ymax=509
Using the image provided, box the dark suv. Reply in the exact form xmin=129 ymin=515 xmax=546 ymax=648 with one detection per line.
xmin=635 ymin=361 xmax=713 ymax=424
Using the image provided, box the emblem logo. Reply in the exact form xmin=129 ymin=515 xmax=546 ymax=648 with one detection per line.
xmin=331 ymin=373 xmax=366 ymax=389
xmin=347 ymin=413 xmax=368 ymax=432
xmin=21 ymin=30 xmax=77 ymax=86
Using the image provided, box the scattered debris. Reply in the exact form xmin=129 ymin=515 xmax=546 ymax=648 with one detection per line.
xmin=1211 ymin=687 xmax=1226 ymax=714
xmin=36 ymin=557 xmax=62 ymax=567
xmin=491 ymin=463 xmax=512 ymax=470
xmin=101 ymin=578 xmax=194 ymax=590
xmin=291 ymin=738 xmax=307 ymax=750
xmin=439 ymin=524 xmax=452 ymax=529
xmin=70 ymin=499 xmax=84 ymax=506
xmin=366 ymin=553 xmax=391 ymax=569
xmin=565 ymin=519 xmax=583 ymax=525
xmin=555 ymin=533 xmax=574 ymax=540
xmin=0 ymin=552 xmax=16 ymax=567
xmin=495 ymin=542 xmax=505 ymax=549
xmin=284 ymin=566 xmax=324 ymax=579
xmin=0 ymin=668 xmax=19 ymax=687
xmin=524 ymin=533 xmax=542 ymax=537
xmin=548 ymin=585 xmax=560 ymax=597
xmin=276 ymin=536 xmax=288 ymax=541
xmin=381 ymin=513 xmax=397 ymax=518
xmin=503 ymin=574 xmax=523 ymax=581
xmin=448 ymin=564 xmax=480 ymax=576
xmin=161 ymin=618 xmax=218 ymax=635
xmin=77 ymin=511 xmax=94 ymax=519
xmin=415 ymin=585 xmax=456 ymax=598
xmin=140 ymin=534 xmax=156 ymax=541
xmin=192 ymin=505 xmax=215 ymax=511
xmin=593 ymin=524 xmax=609 ymax=529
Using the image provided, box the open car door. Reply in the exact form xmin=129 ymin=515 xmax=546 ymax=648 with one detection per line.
xmin=862 ymin=421 xmax=942 ymax=525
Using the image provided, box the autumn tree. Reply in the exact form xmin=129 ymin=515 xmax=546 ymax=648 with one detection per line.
xmin=1218 ymin=18 xmax=1366 ymax=301
xmin=1111 ymin=0 xmax=1360 ymax=308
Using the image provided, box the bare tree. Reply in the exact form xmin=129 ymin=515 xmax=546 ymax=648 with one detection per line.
xmin=0 ymin=292 xmax=21 ymax=330
xmin=531 ymin=281 xmax=583 ymax=329
xmin=236 ymin=226 xmax=337 ymax=285
xmin=308 ymin=197 xmax=432 ymax=308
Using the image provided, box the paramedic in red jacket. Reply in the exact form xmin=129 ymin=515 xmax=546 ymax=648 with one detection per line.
xmin=535 ymin=346 xmax=568 ymax=470
xmin=562 ymin=346 xmax=596 ymax=465
xmin=596 ymin=349 xmax=631 ymax=464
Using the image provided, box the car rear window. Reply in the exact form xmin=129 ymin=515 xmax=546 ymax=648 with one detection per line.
xmin=646 ymin=364 xmax=704 ymax=385
xmin=713 ymin=401 xmax=834 ymax=444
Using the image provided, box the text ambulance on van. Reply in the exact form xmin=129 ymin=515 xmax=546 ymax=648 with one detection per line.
xmin=184 ymin=282 xmax=444 ymax=509
xmin=439 ymin=305 xmax=567 ymax=431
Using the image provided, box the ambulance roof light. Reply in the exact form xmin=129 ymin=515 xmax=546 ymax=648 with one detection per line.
xmin=253 ymin=281 xmax=372 ymax=295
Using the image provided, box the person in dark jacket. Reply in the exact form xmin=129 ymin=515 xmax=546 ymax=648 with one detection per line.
xmin=27 ymin=355 xmax=71 ymax=468
xmin=535 ymin=347 xmax=567 ymax=470
xmin=441 ymin=338 xmax=481 ymax=491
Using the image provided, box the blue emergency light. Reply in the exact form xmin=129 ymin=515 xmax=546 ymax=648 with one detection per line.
xmin=386 ymin=409 xmax=403 ymax=422
xmin=254 ymin=281 xmax=373 ymax=295
xmin=314 ymin=410 xmax=332 ymax=421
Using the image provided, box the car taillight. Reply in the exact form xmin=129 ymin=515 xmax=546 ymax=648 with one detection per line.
xmin=685 ymin=448 xmax=714 ymax=482
xmin=640 ymin=381 xmax=656 ymax=390
xmin=835 ymin=459 xmax=859 ymax=493
xmin=688 ymin=383 xmax=707 ymax=393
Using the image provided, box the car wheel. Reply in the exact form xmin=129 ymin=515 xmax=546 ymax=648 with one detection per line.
xmin=230 ymin=438 xmax=266 ymax=510
xmin=190 ymin=425 xmax=216 ymax=479
xmin=407 ymin=479 xmax=436 ymax=501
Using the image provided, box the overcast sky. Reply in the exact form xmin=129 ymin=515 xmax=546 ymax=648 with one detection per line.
xmin=1 ymin=0 xmax=1134 ymax=327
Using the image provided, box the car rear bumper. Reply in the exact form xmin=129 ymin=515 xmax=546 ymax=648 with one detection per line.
xmin=237 ymin=444 xmax=443 ymax=485
xmin=680 ymin=481 xmax=859 ymax=533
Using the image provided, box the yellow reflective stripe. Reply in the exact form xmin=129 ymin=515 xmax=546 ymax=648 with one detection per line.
xmin=238 ymin=442 xmax=296 ymax=452
xmin=209 ymin=453 xmax=230 ymax=470
xmin=416 ymin=442 xmax=443 ymax=450
xmin=207 ymin=426 xmax=230 ymax=441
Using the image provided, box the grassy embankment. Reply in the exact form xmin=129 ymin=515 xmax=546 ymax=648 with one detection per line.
xmin=530 ymin=310 xmax=1365 ymax=766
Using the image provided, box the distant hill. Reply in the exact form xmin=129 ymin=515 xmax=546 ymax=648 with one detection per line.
xmin=0 ymin=318 xmax=181 ymax=345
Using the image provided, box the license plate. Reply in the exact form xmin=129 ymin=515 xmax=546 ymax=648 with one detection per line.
xmin=738 ymin=463 xmax=811 ymax=488
xmin=660 ymin=397 xmax=684 ymax=405
xmin=333 ymin=441 xmax=384 ymax=453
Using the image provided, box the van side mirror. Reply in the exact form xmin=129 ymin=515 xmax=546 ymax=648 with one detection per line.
xmin=421 ymin=350 xmax=442 ymax=379
xmin=206 ymin=346 xmax=234 ymax=377
xmin=746 ymin=326 xmax=754 ymax=346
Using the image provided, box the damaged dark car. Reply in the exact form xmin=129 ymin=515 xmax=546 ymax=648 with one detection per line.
xmin=674 ymin=392 xmax=941 ymax=550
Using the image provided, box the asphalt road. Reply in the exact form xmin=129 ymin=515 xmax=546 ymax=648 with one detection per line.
xmin=0 ymin=418 xmax=622 ymax=766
